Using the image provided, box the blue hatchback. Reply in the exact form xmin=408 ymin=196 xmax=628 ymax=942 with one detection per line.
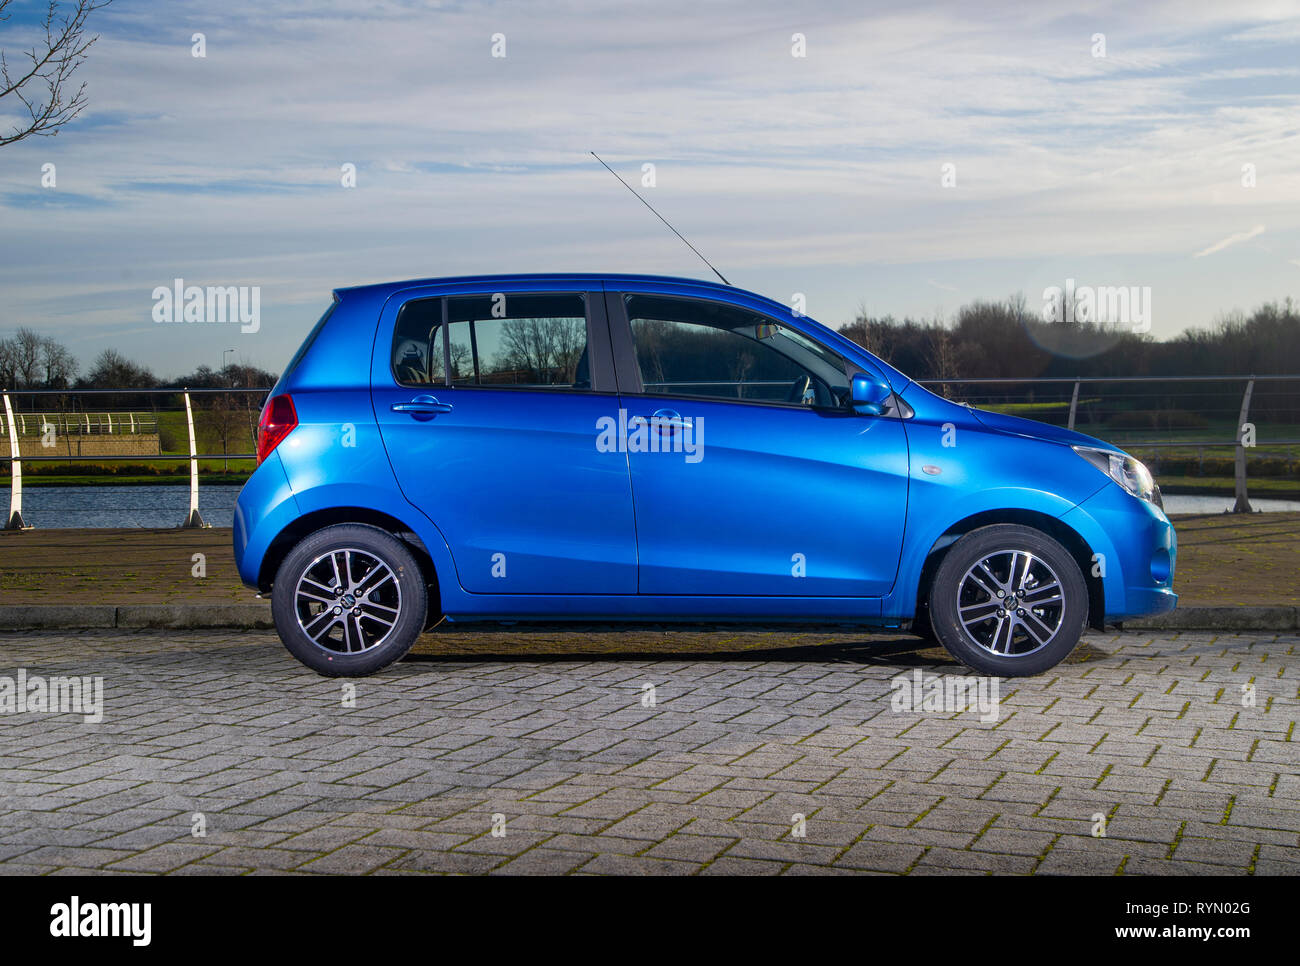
xmin=234 ymin=274 xmax=1176 ymax=677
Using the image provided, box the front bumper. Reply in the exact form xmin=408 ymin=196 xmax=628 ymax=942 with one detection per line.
xmin=1060 ymin=483 xmax=1177 ymax=621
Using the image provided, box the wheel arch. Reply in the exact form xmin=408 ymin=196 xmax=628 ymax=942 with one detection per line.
xmin=914 ymin=508 xmax=1104 ymax=631
xmin=258 ymin=506 xmax=441 ymax=620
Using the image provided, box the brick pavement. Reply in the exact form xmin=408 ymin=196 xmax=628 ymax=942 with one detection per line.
xmin=0 ymin=628 xmax=1295 ymax=875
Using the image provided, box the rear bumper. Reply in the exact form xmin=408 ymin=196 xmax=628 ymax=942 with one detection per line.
xmin=232 ymin=451 xmax=300 ymax=588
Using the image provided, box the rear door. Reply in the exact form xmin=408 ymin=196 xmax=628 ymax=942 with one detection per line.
xmin=608 ymin=286 xmax=909 ymax=597
xmin=372 ymin=283 xmax=637 ymax=595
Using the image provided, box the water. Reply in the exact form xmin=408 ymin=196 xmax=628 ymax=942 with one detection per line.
xmin=3 ymin=485 xmax=1296 ymax=529
xmin=4 ymin=485 xmax=242 ymax=529
xmin=1161 ymin=494 xmax=1300 ymax=514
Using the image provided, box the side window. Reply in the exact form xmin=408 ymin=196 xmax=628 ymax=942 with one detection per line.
xmin=391 ymin=297 xmax=445 ymax=387
xmin=447 ymin=293 xmax=590 ymax=389
xmin=625 ymin=294 xmax=849 ymax=407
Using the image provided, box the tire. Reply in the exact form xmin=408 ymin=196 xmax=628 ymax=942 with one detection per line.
xmin=928 ymin=524 xmax=1087 ymax=677
xmin=271 ymin=524 xmax=428 ymax=677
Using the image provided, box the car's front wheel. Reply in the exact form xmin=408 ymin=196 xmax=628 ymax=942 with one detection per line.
xmin=928 ymin=524 xmax=1088 ymax=676
xmin=271 ymin=524 xmax=428 ymax=676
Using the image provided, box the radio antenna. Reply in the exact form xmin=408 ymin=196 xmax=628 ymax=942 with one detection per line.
xmin=590 ymin=151 xmax=731 ymax=286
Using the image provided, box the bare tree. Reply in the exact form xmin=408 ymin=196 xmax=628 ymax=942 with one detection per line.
xmin=10 ymin=327 xmax=42 ymax=386
xmin=548 ymin=318 xmax=585 ymax=382
xmin=727 ymin=348 xmax=755 ymax=399
xmin=630 ymin=319 xmax=669 ymax=387
xmin=0 ymin=0 xmax=112 ymax=147
xmin=497 ymin=317 xmax=584 ymax=384
xmin=84 ymin=347 xmax=154 ymax=388
xmin=1006 ymin=290 xmax=1029 ymax=326
xmin=39 ymin=335 xmax=77 ymax=387
xmin=201 ymin=392 xmax=245 ymax=472
xmin=0 ymin=338 xmax=15 ymax=387
xmin=448 ymin=341 xmax=471 ymax=381
xmin=923 ymin=321 xmax=957 ymax=397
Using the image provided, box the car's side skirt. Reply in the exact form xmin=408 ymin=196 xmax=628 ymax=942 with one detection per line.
xmin=441 ymin=595 xmax=886 ymax=622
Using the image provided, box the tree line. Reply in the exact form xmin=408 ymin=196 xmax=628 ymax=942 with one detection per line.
xmin=3 ymin=293 xmax=1296 ymax=398
xmin=0 ymin=334 xmax=280 ymax=459
xmin=836 ymin=295 xmax=1300 ymax=426
xmin=0 ymin=331 xmax=278 ymax=393
xmin=837 ymin=296 xmax=1300 ymax=382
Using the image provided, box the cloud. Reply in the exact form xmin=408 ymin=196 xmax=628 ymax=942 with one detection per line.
xmin=1193 ymin=224 xmax=1266 ymax=258
xmin=2 ymin=0 xmax=1300 ymax=372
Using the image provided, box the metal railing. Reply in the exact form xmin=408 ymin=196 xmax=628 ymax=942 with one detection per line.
xmin=3 ymin=375 xmax=1296 ymax=528
xmin=0 ymin=411 xmax=161 ymax=436
xmin=2 ymin=387 xmax=270 ymax=529
xmin=914 ymin=375 xmax=1300 ymax=512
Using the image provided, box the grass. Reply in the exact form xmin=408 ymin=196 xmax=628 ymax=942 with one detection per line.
xmin=2 ymin=472 xmax=251 ymax=487
xmin=1088 ymin=418 xmax=1300 ymax=453
xmin=1152 ymin=476 xmax=1300 ymax=500
xmin=983 ymin=400 xmax=1085 ymax=416
xmin=1167 ymin=512 xmax=1300 ymax=606
xmin=1 ymin=514 xmax=1296 ymax=609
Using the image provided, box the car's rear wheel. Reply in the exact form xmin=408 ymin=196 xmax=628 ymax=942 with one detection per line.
xmin=928 ymin=524 xmax=1087 ymax=676
xmin=271 ymin=524 xmax=427 ymax=676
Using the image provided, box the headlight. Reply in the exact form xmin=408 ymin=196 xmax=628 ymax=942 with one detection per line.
xmin=1073 ymin=445 xmax=1161 ymax=506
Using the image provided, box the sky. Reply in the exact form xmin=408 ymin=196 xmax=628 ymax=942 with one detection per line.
xmin=1 ymin=0 xmax=1298 ymax=379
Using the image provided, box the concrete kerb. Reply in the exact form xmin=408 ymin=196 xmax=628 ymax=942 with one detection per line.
xmin=0 ymin=605 xmax=1292 ymax=632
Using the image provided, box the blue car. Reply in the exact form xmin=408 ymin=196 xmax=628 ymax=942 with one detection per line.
xmin=234 ymin=274 xmax=1176 ymax=677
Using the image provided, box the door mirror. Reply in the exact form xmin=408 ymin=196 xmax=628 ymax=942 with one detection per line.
xmin=850 ymin=372 xmax=891 ymax=415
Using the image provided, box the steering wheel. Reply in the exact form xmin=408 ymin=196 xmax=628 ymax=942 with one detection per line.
xmin=786 ymin=374 xmax=814 ymax=405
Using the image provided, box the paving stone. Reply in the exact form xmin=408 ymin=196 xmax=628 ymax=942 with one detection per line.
xmin=491 ymin=847 xmax=595 ymax=875
xmin=0 ymin=629 xmax=1294 ymax=875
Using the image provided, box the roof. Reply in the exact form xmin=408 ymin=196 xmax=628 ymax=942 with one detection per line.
xmin=333 ymin=273 xmax=740 ymax=300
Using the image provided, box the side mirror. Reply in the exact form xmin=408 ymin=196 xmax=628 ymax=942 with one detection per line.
xmin=850 ymin=372 xmax=891 ymax=415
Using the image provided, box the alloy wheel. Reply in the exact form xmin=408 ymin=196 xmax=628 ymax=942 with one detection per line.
xmin=293 ymin=547 xmax=403 ymax=654
xmin=956 ymin=549 xmax=1066 ymax=657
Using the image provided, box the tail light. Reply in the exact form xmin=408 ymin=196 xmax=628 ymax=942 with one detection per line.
xmin=256 ymin=394 xmax=298 ymax=465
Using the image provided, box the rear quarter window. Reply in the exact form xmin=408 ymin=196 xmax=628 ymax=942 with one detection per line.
xmin=391 ymin=297 xmax=445 ymax=386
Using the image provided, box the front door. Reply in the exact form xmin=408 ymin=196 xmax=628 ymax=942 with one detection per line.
xmin=611 ymin=290 xmax=909 ymax=597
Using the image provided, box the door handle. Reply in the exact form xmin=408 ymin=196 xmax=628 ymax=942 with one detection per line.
xmin=649 ymin=408 xmax=691 ymax=432
xmin=392 ymin=395 xmax=453 ymax=416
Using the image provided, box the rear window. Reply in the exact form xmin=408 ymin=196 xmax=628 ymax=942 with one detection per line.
xmin=390 ymin=292 xmax=591 ymax=390
xmin=447 ymin=293 xmax=589 ymax=389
